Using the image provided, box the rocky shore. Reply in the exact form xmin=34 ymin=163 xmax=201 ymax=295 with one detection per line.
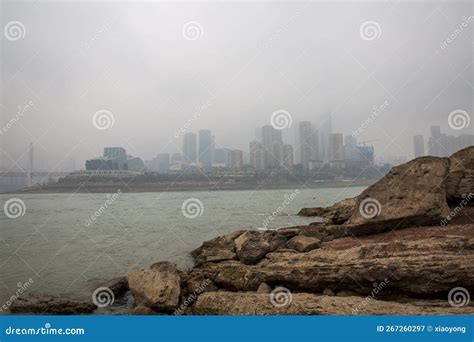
xmin=10 ymin=147 xmax=473 ymax=315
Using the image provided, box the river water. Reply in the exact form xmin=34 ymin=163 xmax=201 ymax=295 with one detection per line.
xmin=0 ymin=186 xmax=364 ymax=307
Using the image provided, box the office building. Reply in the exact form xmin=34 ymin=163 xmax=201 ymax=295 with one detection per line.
xmin=182 ymin=133 xmax=197 ymax=163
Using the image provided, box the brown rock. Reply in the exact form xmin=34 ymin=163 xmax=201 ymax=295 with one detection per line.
xmin=298 ymin=197 xmax=356 ymax=224
xmin=9 ymin=294 xmax=96 ymax=314
xmin=191 ymin=230 xmax=245 ymax=266
xmin=132 ymin=305 xmax=155 ymax=315
xmin=446 ymin=147 xmax=473 ymax=204
xmin=257 ymin=282 xmax=272 ymax=293
xmin=193 ymin=291 xmax=474 ymax=315
xmin=128 ymin=261 xmax=180 ymax=311
xmin=287 ymin=236 xmax=321 ymax=252
xmin=234 ymin=231 xmax=287 ymax=265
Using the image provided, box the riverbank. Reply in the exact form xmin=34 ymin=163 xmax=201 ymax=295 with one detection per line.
xmin=10 ymin=179 xmax=376 ymax=194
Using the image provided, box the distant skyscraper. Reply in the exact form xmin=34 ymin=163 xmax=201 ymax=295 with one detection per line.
xmin=213 ymin=148 xmax=229 ymax=165
xmin=261 ymin=125 xmax=283 ymax=168
xmin=329 ymin=133 xmax=344 ymax=168
xmin=198 ymin=129 xmax=212 ymax=170
xmin=413 ymin=135 xmax=425 ymax=158
xmin=344 ymin=135 xmax=358 ymax=162
xmin=249 ymin=141 xmax=264 ymax=170
xmin=299 ymin=121 xmax=319 ymax=170
xmin=156 ymin=153 xmax=170 ymax=172
xmin=282 ymin=144 xmax=294 ymax=168
xmin=319 ymin=114 xmax=332 ymax=162
xmin=182 ymin=133 xmax=197 ymax=163
xmin=428 ymin=126 xmax=443 ymax=157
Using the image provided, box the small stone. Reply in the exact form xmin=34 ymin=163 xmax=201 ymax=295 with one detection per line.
xmin=132 ymin=305 xmax=155 ymax=315
xmin=257 ymin=282 xmax=272 ymax=294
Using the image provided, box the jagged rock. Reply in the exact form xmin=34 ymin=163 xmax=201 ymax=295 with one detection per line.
xmin=9 ymin=294 xmax=96 ymax=314
xmin=276 ymin=227 xmax=302 ymax=238
xmin=191 ymin=230 xmax=245 ymax=266
xmin=346 ymin=156 xmax=451 ymax=234
xmin=234 ymin=231 xmax=287 ymax=265
xmin=257 ymin=282 xmax=272 ymax=293
xmin=192 ymin=235 xmax=474 ymax=298
xmin=287 ymin=236 xmax=321 ymax=252
xmin=298 ymin=197 xmax=356 ymax=224
xmin=446 ymin=147 xmax=473 ymax=203
xmin=128 ymin=261 xmax=180 ymax=311
xmin=193 ymin=291 xmax=474 ymax=315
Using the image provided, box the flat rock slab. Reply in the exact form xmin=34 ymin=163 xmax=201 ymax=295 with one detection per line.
xmin=9 ymin=294 xmax=96 ymax=314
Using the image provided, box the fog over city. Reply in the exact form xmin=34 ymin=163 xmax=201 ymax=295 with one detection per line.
xmin=1 ymin=0 xmax=472 ymax=171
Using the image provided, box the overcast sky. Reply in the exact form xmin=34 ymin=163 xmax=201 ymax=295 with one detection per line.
xmin=1 ymin=0 xmax=472 ymax=171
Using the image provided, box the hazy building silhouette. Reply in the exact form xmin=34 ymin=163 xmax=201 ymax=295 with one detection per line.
xmin=329 ymin=133 xmax=344 ymax=169
xmin=282 ymin=144 xmax=294 ymax=168
xmin=198 ymin=129 xmax=213 ymax=170
xmin=227 ymin=150 xmax=243 ymax=169
xmin=249 ymin=141 xmax=264 ymax=170
xmin=182 ymin=132 xmax=197 ymax=163
xmin=299 ymin=121 xmax=319 ymax=170
xmin=413 ymin=135 xmax=425 ymax=158
xmin=261 ymin=125 xmax=283 ymax=168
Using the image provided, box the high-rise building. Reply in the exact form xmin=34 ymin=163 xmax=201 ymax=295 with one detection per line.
xmin=319 ymin=114 xmax=332 ymax=162
xmin=282 ymin=144 xmax=294 ymax=168
xmin=344 ymin=135 xmax=358 ymax=163
xmin=261 ymin=125 xmax=283 ymax=168
xmin=213 ymin=148 xmax=230 ymax=165
xmin=329 ymin=133 xmax=344 ymax=168
xmin=227 ymin=150 xmax=243 ymax=169
xmin=182 ymin=133 xmax=197 ymax=163
xmin=249 ymin=141 xmax=264 ymax=170
xmin=104 ymin=147 xmax=126 ymax=159
xmin=198 ymin=129 xmax=213 ymax=170
xmin=413 ymin=135 xmax=425 ymax=158
xmin=299 ymin=121 xmax=319 ymax=170
xmin=428 ymin=126 xmax=443 ymax=157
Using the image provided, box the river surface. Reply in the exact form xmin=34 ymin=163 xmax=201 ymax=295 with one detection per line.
xmin=0 ymin=186 xmax=364 ymax=307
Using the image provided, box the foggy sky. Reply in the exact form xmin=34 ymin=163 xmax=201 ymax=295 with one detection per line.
xmin=1 ymin=0 xmax=473 ymax=171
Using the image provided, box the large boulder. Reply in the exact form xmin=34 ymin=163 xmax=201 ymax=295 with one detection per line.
xmin=127 ymin=261 xmax=180 ymax=311
xmin=346 ymin=156 xmax=451 ymax=234
xmin=298 ymin=197 xmax=356 ymax=224
xmin=287 ymin=235 xmax=321 ymax=252
xmin=9 ymin=294 xmax=96 ymax=314
xmin=191 ymin=230 xmax=245 ymax=266
xmin=234 ymin=231 xmax=287 ymax=264
xmin=193 ymin=291 xmax=474 ymax=315
xmin=446 ymin=147 xmax=473 ymax=203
